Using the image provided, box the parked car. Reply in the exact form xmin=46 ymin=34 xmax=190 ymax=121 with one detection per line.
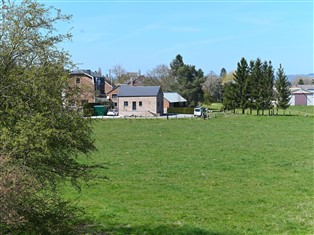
xmin=107 ymin=109 xmax=118 ymax=116
xmin=194 ymin=107 xmax=204 ymax=117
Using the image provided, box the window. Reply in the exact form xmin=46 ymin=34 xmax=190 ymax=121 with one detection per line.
xmin=76 ymin=77 xmax=81 ymax=84
xmin=112 ymin=94 xmax=117 ymax=99
xmin=114 ymin=102 xmax=117 ymax=107
xmin=124 ymin=101 xmax=128 ymax=107
xmin=139 ymin=101 xmax=142 ymax=107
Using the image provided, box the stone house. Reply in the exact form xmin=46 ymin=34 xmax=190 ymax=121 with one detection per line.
xmin=69 ymin=70 xmax=95 ymax=106
xmin=117 ymin=86 xmax=163 ymax=117
xmin=107 ymin=85 xmax=120 ymax=109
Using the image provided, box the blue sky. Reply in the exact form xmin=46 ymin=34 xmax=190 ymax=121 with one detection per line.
xmin=45 ymin=0 xmax=312 ymax=75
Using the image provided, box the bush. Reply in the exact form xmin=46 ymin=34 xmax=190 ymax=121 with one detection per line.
xmin=0 ymin=157 xmax=87 ymax=234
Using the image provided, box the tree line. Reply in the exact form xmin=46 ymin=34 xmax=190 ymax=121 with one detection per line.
xmin=110 ymin=56 xmax=290 ymax=112
xmin=222 ymin=57 xmax=290 ymax=114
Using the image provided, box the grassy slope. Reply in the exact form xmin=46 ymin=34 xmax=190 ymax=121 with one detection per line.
xmin=65 ymin=115 xmax=314 ymax=235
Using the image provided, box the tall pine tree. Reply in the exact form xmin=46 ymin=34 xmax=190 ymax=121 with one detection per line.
xmin=258 ymin=60 xmax=274 ymax=115
xmin=275 ymin=64 xmax=290 ymax=111
xmin=222 ymin=82 xmax=237 ymax=112
xmin=251 ymin=58 xmax=263 ymax=115
xmin=233 ymin=57 xmax=250 ymax=114
xmin=265 ymin=61 xmax=275 ymax=114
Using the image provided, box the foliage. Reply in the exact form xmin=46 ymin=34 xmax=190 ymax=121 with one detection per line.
xmin=256 ymin=60 xmax=275 ymax=115
xmin=0 ymin=157 xmax=90 ymax=234
xmin=170 ymin=54 xmax=205 ymax=106
xmin=0 ymin=0 xmax=98 ymax=232
xmin=275 ymin=64 xmax=290 ymax=110
xmin=223 ymin=57 xmax=276 ymax=115
xmin=64 ymin=116 xmax=313 ymax=234
xmin=222 ymin=82 xmax=237 ymax=111
xmin=297 ymin=78 xmax=304 ymax=85
xmin=167 ymin=107 xmax=194 ymax=114
xmin=233 ymin=57 xmax=250 ymax=114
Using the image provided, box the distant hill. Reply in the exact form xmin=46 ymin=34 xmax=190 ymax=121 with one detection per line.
xmin=287 ymin=73 xmax=314 ymax=81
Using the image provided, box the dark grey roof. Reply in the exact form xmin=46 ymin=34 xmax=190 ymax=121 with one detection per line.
xmin=70 ymin=69 xmax=100 ymax=77
xmin=117 ymin=86 xmax=161 ymax=97
xmin=70 ymin=70 xmax=94 ymax=79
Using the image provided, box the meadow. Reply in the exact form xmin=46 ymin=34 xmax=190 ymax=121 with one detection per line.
xmin=65 ymin=110 xmax=313 ymax=234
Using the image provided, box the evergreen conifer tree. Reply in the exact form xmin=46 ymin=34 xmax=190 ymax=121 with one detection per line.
xmin=259 ymin=60 xmax=275 ymax=115
xmin=275 ymin=64 xmax=290 ymax=111
xmin=222 ymin=82 xmax=237 ymax=112
xmin=233 ymin=57 xmax=249 ymax=114
xmin=251 ymin=58 xmax=263 ymax=115
xmin=265 ymin=61 xmax=275 ymax=114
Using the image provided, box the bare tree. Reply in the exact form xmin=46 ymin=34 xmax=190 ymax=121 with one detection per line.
xmin=145 ymin=64 xmax=174 ymax=91
xmin=203 ymin=71 xmax=223 ymax=102
xmin=110 ymin=64 xmax=128 ymax=83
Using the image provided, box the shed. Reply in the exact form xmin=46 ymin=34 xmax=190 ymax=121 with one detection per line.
xmin=163 ymin=92 xmax=187 ymax=109
xmin=289 ymin=89 xmax=314 ymax=106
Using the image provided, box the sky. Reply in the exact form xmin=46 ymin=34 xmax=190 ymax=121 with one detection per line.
xmin=42 ymin=0 xmax=313 ymax=75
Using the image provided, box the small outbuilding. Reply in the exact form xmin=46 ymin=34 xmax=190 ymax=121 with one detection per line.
xmin=163 ymin=92 xmax=187 ymax=109
xmin=289 ymin=86 xmax=314 ymax=106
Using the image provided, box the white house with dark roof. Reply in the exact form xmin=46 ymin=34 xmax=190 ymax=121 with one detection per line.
xmin=117 ymin=86 xmax=164 ymax=117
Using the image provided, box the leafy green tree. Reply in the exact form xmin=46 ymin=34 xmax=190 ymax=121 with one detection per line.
xmin=0 ymin=0 xmax=98 ymax=232
xmin=275 ymin=64 xmax=290 ymax=111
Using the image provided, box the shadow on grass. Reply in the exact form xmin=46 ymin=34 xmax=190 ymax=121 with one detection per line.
xmin=86 ymin=223 xmax=230 ymax=235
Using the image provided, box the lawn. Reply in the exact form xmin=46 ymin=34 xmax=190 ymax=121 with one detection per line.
xmin=64 ymin=114 xmax=313 ymax=234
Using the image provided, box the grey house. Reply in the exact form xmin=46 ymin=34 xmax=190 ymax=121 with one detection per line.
xmin=117 ymin=86 xmax=164 ymax=117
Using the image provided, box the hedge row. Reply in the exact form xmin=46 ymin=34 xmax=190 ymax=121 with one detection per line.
xmin=167 ymin=107 xmax=194 ymax=114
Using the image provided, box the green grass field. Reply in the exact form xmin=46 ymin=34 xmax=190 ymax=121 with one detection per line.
xmin=65 ymin=112 xmax=314 ymax=234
